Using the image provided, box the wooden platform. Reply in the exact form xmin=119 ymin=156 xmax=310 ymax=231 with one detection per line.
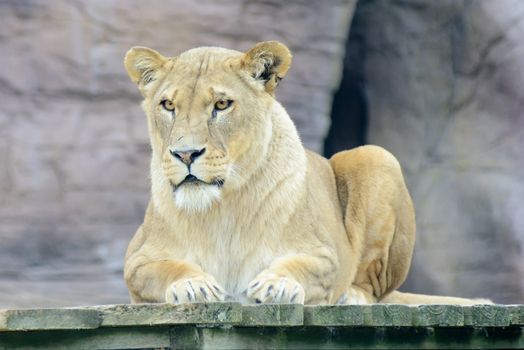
xmin=1 ymin=303 xmax=523 ymax=349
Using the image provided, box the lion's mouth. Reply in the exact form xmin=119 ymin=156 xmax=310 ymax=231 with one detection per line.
xmin=172 ymin=174 xmax=225 ymax=191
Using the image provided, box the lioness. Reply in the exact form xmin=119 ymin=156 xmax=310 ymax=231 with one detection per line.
xmin=123 ymin=41 xmax=488 ymax=305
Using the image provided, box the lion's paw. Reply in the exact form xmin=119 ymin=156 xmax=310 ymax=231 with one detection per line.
xmin=165 ymin=276 xmax=228 ymax=304
xmin=245 ymin=273 xmax=305 ymax=304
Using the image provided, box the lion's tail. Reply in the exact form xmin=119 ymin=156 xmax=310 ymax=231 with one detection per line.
xmin=381 ymin=291 xmax=493 ymax=305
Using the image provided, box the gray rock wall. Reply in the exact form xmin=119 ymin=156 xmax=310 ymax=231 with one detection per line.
xmin=350 ymin=0 xmax=524 ymax=303
xmin=0 ymin=0 xmax=356 ymax=307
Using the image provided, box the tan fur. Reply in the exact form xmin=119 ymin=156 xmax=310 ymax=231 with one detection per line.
xmin=123 ymin=42 xmax=490 ymax=305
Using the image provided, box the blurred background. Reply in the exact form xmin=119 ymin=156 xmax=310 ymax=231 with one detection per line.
xmin=0 ymin=0 xmax=522 ymax=307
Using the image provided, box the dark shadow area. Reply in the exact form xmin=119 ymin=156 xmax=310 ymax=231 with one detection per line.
xmin=323 ymin=2 xmax=368 ymax=158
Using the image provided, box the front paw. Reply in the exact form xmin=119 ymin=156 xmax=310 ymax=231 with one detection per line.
xmin=246 ymin=273 xmax=305 ymax=304
xmin=165 ymin=275 xmax=228 ymax=304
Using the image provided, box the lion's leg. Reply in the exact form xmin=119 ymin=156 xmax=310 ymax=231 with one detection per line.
xmin=124 ymin=259 xmax=228 ymax=303
xmin=330 ymin=145 xmax=416 ymax=303
xmin=245 ymin=250 xmax=338 ymax=305
xmin=124 ymin=226 xmax=228 ymax=304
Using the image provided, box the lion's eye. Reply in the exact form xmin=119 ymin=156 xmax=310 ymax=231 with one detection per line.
xmin=214 ymin=100 xmax=233 ymax=111
xmin=160 ymin=99 xmax=176 ymax=112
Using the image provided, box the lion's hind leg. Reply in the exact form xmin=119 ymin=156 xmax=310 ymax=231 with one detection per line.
xmin=330 ymin=145 xmax=416 ymax=303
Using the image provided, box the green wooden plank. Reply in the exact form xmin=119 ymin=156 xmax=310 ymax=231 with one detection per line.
xmin=370 ymin=304 xmax=412 ymax=326
xmin=466 ymin=305 xmax=511 ymax=327
xmin=0 ymin=304 xmax=523 ymax=349
xmin=98 ymin=302 xmax=242 ymax=327
xmin=0 ymin=308 xmax=100 ymax=332
xmin=304 ymin=305 xmax=365 ymax=326
xmin=170 ymin=326 xmax=201 ymax=349
xmin=509 ymin=305 xmax=524 ymax=325
xmin=168 ymin=326 xmax=524 ymax=350
xmin=0 ymin=326 xmax=170 ymax=350
xmin=412 ymin=305 xmax=464 ymax=327
xmin=241 ymin=304 xmax=303 ymax=326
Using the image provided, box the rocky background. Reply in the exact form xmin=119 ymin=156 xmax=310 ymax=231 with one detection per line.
xmin=0 ymin=0 xmax=522 ymax=307
xmin=328 ymin=0 xmax=524 ymax=304
xmin=0 ymin=0 xmax=356 ymax=307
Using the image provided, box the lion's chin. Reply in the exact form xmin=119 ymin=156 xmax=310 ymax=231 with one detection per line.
xmin=173 ymin=184 xmax=221 ymax=213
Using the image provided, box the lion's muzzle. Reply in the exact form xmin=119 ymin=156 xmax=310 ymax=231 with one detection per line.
xmin=169 ymin=147 xmax=206 ymax=166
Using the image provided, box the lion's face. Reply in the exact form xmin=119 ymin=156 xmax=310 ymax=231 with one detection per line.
xmin=125 ymin=42 xmax=292 ymax=212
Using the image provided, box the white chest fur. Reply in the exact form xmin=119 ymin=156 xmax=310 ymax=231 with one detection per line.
xmin=173 ymin=212 xmax=276 ymax=298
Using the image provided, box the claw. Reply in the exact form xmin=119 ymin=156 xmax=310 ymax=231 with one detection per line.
xmin=169 ymin=284 xmax=180 ymax=303
xmin=337 ymin=293 xmax=348 ymax=304
xmin=166 ymin=278 xmax=228 ymax=304
xmin=200 ymin=287 xmax=208 ymax=301
xmin=265 ymin=285 xmax=274 ymax=297
xmin=246 ymin=275 xmax=305 ymax=304
xmin=276 ymin=286 xmax=286 ymax=301
xmin=186 ymin=281 xmax=196 ymax=301
xmin=290 ymin=293 xmax=297 ymax=303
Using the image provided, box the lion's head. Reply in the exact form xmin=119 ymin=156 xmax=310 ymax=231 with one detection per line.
xmin=124 ymin=41 xmax=292 ymax=212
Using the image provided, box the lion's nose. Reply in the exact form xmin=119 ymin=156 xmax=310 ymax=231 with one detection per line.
xmin=170 ymin=147 xmax=206 ymax=166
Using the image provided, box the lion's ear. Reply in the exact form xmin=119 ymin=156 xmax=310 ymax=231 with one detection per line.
xmin=242 ymin=41 xmax=292 ymax=94
xmin=124 ymin=46 xmax=169 ymax=94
